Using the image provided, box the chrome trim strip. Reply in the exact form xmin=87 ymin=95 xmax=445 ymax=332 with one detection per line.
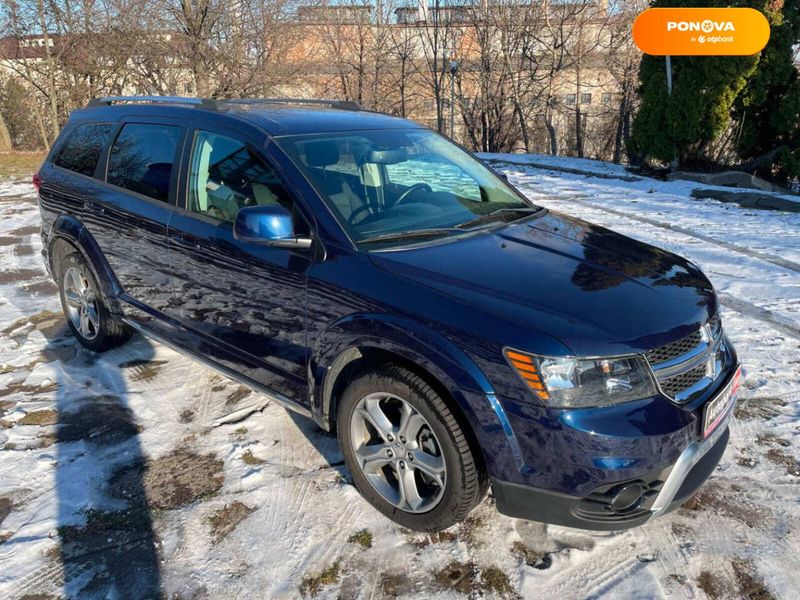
xmin=650 ymin=402 xmax=734 ymax=516
xmin=122 ymin=318 xmax=313 ymax=419
xmin=486 ymin=392 xmax=527 ymax=471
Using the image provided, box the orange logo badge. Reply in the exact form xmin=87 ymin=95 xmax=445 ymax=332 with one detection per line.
xmin=633 ymin=8 xmax=770 ymax=56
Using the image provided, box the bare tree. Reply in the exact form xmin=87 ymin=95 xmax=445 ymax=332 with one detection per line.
xmin=605 ymin=1 xmax=644 ymax=163
xmin=385 ymin=18 xmax=419 ymax=116
xmin=456 ymin=1 xmax=521 ymax=152
xmin=411 ymin=0 xmax=462 ymax=133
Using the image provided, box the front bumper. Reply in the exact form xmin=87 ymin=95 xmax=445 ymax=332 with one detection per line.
xmin=492 ymin=418 xmax=731 ymax=530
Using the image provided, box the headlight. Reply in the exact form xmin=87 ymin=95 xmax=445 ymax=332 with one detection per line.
xmin=504 ymin=349 xmax=657 ymax=408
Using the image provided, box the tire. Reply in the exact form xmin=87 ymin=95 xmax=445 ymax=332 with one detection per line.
xmin=57 ymin=252 xmax=131 ymax=351
xmin=337 ymin=364 xmax=487 ymax=531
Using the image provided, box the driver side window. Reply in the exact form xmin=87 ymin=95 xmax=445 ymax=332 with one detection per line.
xmin=188 ymin=131 xmax=292 ymax=223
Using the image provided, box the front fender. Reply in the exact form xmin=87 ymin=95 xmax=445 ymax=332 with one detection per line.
xmin=312 ymin=313 xmax=525 ymax=480
xmin=48 ymin=215 xmax=124 ymax=314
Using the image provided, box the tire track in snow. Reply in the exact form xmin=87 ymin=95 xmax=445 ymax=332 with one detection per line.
xmin=565 ymin=195 xmax=800 ymax=275
xmin=717 ymin=293 xmax=800 ymax=341
xmin=1 ymin=560 xmax=63 ymax=599
xmin=500 ymin=165 xmax=800 ymax=274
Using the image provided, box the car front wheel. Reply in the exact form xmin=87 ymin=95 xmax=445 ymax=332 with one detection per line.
xmin=337 ymin=364 xmax=487 ymax=531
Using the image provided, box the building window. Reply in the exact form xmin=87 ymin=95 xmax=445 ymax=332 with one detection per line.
xmin=580 ymin=93 xmax=592 ymax=105
xmin=602 ymin=93 xmax=613 ymax=104
xmin=565 ymin=94 xmax=577 ymax=106
xmin=422 ymin=99 xmax=435 ymax=112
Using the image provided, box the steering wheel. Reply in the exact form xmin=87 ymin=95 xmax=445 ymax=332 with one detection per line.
xmin=348 ymin=203 xmax=375 ymax=226
xmin=395 ymin=183 xmax=432 ymax=206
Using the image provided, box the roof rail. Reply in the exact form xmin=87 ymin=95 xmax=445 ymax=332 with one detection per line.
xmin=86 ymin=95 xmax=363 ymax=111
xmin=87 ymin=96 xmax=207 ymax=107
xmin=224 ymin=98 xmax=362 ymax=111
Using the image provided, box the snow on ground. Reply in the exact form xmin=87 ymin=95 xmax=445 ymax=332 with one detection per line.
xmin=481 ymin=152 xmax=636 ymax=179
xmin=0 ymin=162 xmax=799 ymax=600
xmin=481 ymin=152 xmax=800 ymax=206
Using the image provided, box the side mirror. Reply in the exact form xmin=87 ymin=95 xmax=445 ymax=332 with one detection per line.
xmin=233 ymin=205 xmax=313 ymax=250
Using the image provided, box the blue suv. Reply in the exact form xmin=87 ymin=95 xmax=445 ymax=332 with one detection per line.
xmin=36 ymin=97 xmax=740 ymax=532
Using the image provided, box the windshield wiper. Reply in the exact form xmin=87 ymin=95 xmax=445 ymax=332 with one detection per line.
xmin=456 ymin=206 xmax=540 ymax=230
xmin=359 ymin=227 xmax=463 ymax=245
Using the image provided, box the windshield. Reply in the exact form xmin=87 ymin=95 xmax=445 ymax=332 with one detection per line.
xmin=278 ymin=129 xmax=538 ymax=247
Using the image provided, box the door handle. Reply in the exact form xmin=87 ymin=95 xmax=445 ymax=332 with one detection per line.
xmin=169 ymin=234 xmax=201 ymax=249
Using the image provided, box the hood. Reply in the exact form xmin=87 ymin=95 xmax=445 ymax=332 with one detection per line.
xmin=369 ymin=211 xmax=717 ymax=356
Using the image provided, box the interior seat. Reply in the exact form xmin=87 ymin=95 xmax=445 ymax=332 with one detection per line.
xmin=303 ymin=140 xmax=363 ymax=221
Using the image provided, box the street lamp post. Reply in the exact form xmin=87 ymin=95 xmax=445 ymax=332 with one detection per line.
xmin=449 ymin=59 xmax=458 ymax=140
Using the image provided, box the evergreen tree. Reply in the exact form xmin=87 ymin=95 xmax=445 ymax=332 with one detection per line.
xmin=734 ymin=0 xmax=800 ymax=182
xmin=630 ymin=0 xmax=768 ymax=168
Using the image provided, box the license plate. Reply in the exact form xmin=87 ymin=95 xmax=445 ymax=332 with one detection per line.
xmin=703 ymin=366 xmax=741 ymax=438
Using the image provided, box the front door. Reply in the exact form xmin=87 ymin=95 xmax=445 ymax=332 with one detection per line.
xmin=166 ymin=127 xmax=312 ymax=403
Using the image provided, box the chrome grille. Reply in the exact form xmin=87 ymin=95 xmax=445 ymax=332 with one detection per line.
xmin=645 ymin=330 xmax=703 ymax=366
xmin=647 ymin=315 xmax=726 ymax=403
xmin=659 ymin=364 xmax=707 ymax=397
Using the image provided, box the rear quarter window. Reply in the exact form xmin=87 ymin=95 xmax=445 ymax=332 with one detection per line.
xmin=53 ymin=123 xmax=113 ymax=177
xmin=107 ymin=123 xmax=182 ymax=202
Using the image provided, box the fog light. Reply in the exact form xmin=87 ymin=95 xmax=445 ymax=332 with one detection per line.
xmin=610 ymin=482 xmax=646 ymax=513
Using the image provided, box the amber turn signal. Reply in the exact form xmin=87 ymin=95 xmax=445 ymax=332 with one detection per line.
xmin=504 ymin=349 xmax=550 ymax=400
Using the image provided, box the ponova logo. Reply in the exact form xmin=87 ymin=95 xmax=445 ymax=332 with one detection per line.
xmin=666 ymin=20 xmax=736 ymax=33
xmin=633 ymin=8 xmax=770 ymax=56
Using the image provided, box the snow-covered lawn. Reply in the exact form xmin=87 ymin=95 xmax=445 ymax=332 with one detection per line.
xmin=1 ymin=160 xmax=799 ymax=599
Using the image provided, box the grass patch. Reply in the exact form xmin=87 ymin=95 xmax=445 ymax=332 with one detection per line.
xmin=0 ymin=152 xmax=46 ymax=178
xmin=241 ymin=449 xmax=265 ymax=465
xmin=18 ymin=409 xmax=58 ymax=426
xmin=765 ymin=448 xmax=800 ymax=476
xmin=225 ymin=386 xmax=252 ymax=406
xmin=731 ymin=558 xmax=776 ymax=600
xmin=300 ymin=561 xmax=341 ymax=598
xmin=231 ymin=426 xmax=248 ymax=441
xmin=0 ymin=497 xmax=12 ymax=527
xmin=110 ymin=450 xmax=224 ymax=510
xmin=697 ymin=570 xmax=730 ymax=600
xmin=480 ymin=566 xmax=519 ymax=598
xmin=347 ymin=529 xmax=372 ymax=549
xmin=435 ymin=561 xmax=476 ymax=594
xmin=208 ymin=501 xmax=255 ymax=543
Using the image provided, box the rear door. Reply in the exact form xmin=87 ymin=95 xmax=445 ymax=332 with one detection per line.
xmin=165 ymin=125 xmax=313 ymax=403
xmin=40 ymin=122 xmax=115 ymax=241
xmin=88 ymin=118 xmax=187 ymax=328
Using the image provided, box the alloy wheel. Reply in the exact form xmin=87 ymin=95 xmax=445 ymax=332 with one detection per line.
xmin=350 ymin=392 xmax=447 ymax=513
xmin=63 ymin=266 xmax=100 ymax=340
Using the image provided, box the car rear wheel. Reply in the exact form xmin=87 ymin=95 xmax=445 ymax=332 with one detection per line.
xmin=337 ymin=364 xmax=487 ymax=531
xmin=58 ymin=252 xmax=130 ymax=351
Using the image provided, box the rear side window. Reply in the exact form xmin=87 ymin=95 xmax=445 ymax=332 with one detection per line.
xmin=54 ymin=123 xmax=113 ymax=177
xmin=107 ymin=123 xmax=182 ymax=202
